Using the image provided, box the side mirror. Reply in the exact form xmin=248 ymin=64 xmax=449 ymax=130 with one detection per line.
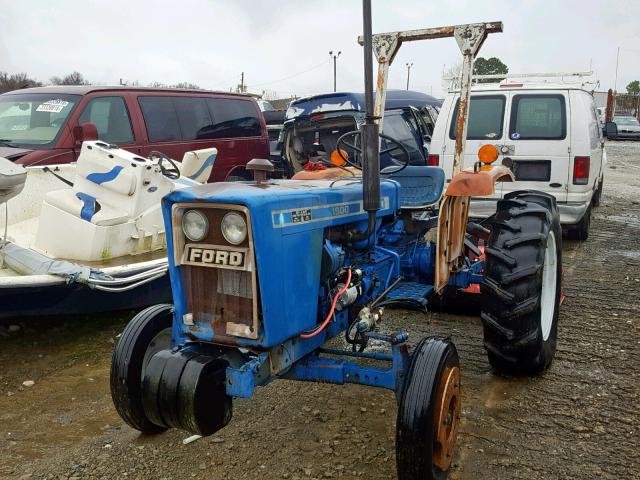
xmin=605 ymin=121 xmax=617 ymax=139
xmin=72 ymin=122 xmax=98 ymax=148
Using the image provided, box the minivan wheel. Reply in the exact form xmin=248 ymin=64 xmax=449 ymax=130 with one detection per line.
xmin=568 ymin=206 xmax=591 ymax=241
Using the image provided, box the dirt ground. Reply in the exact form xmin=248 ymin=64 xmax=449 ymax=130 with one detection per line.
xmin=1 ymin=141 xmax=638 ymax=480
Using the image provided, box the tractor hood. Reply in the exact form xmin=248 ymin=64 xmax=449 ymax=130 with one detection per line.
xmin=164 ymin=179 xmax=400 ymax=232
xmin=162 ymin=179 xmax=400 ymax=348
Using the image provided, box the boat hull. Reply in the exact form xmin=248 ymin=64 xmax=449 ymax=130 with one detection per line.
xmin=0 ymin=273 xmax=171 ymax=320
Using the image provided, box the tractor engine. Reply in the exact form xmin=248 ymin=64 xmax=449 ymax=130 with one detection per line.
xmin=163 ymin=166 xmax=451 ymax=357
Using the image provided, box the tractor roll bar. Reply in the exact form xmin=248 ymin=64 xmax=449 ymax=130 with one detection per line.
xmin=357 ymin=21 xmax=503 ymax=175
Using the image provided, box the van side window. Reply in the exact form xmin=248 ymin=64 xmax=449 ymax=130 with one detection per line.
xmin=172 ymin=97 xmax=214 ymax=140
xmin=77 ymin=96 xmax=134 ymax=144
xmin=449 ymin=95 xmax=505 ymax=140
xmin=138 ymin=97 xmax=182 ymax=142
xmin=205 ymin=98 xmax=261 ymax=138
xmin=509 ymin=94 xmax=566 ymax=140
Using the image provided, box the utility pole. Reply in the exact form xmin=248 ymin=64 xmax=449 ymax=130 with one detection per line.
xmin=329 ymin=50 xmax=341 ymax=92
xmin=405 ymin=62 xmax=413 ymax=90
xmin=240 ymin=72 xmax=245 ymax=93
xmin=613 ymin=47 xmax=620 ymax=117
xmin=613 ymin=47 xmax=620 ymax=93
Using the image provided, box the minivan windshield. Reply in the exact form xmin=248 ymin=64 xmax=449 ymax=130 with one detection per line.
xmin=0 ymin=93 xmax=80 ymax=148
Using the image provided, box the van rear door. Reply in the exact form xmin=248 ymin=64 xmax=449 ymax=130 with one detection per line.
xmin=442 ymin=93 xmax=508 ymax=173
xmin=441 ymin=93 xmax=508 ymax=213
xmin=501 ymin=91 xmax=570 ymax=203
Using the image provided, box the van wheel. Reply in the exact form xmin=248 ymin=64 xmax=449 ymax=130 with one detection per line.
xmin=592 ymin=180 xmax=603 ymax=207
xmin=481 ymin=192 xmax=562 ymax=376
xmin=568 ymin=207 xmax=591 ymax=241
xmin=110 ymin=304 xmax=173 ymax=433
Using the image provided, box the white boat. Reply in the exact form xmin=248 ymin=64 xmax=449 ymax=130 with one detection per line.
xmin=0 ymin=141 xmax=217 ymax=319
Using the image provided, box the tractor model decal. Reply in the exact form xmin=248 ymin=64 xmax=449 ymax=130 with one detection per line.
xmin=271 ymin=197 xmax=390 ymax=228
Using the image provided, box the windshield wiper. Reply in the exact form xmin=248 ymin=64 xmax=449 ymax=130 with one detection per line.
xmin=0 ymin=139 xmax=19 ymax=147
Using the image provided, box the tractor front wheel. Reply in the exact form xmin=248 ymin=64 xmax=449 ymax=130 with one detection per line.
xmin=396 ymin=337 xmax=461 ymax=480
xmin=481 ymin=191 xmax=562 ymax=376
xmin=110 ymin=304 xmax=173 ymax=433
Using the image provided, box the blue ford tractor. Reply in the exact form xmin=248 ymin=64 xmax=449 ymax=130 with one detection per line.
xmin=111 ymin=4 xmax=562 ymax=479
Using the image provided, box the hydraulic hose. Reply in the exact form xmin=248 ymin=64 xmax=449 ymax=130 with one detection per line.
xmin=300 ymin=268 xmax=352 ymax=339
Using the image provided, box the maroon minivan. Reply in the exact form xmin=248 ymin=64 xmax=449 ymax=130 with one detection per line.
xmin=0 ymin=86 xmax=269 ymax=181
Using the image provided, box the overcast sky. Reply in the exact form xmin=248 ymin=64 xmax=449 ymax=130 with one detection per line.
xmin=1 ymin=0 xmax=638 ymax=99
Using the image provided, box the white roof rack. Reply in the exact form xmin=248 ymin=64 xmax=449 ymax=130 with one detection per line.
xmin=445 ymin=71 xmax=598 ymax=92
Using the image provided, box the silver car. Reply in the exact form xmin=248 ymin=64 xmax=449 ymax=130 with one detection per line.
xmin=610 ymin=116 xmax=640 ymax=140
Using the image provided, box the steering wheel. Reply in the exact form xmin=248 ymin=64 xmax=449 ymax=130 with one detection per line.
xmin=149 ymin=150 xmax=181 ymax=180
xmin=336 ymin=130 xmax=411 ymax=175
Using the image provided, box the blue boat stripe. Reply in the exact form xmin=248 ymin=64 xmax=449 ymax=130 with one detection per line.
xmin=188 ymin=153 xmax=217 ymax=180
xmin=86 ymin=165 xmax=124 ymax=185
xmin=76 ymin=192 xmax=97 ymax=222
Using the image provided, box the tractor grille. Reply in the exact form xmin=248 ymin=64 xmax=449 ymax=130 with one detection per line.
xmin=172 ymin=204 xmax=259 ymax=340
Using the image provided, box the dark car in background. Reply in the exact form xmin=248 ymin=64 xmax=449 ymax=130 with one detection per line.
xmin=275 ymin=89 xmax=440 ymax=177
xmin=0 ymin=86 xmax=269 ymax=181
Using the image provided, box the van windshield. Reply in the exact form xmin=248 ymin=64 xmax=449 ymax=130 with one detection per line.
xmin=0 ymin=93 xmax=80 ymax=148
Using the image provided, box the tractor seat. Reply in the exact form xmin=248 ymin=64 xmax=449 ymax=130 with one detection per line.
xmin=381 ymin=165 xmax=445 ymax=208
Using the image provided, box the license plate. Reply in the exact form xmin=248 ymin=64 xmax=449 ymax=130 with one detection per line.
xmin=182 ymin=244 xmax=248 ymax=270
xmin=512 ymin=160 xmax=551 ymax=182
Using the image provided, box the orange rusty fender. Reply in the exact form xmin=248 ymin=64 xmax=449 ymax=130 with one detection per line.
xmin=292 ymin=167 xmax=360 ymax=180
xmin=445 ymin=165 xmax=514 ymax=197
xmin=435 ymin=195 xmax=469 ymax=293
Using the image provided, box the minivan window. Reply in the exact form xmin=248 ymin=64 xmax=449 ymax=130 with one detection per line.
xmin=509 ymin=94 xmax=566 ymax=140
xmin=204 ymin=98 xmax=261 ymax=138
xmin=0 ymin=93 xmax=80 ymax=147
xmin=173 ymin=97 xmax=214 ymax=140
xmin=449 ymin=95 xmax=505 ymax=140
xmin=138 ymin=96 xmax=182 ymax=142
xmin=77 ymin=96 xmax=134 ymax=144
xmin=382 ymin=111 xmax=422 ymax=164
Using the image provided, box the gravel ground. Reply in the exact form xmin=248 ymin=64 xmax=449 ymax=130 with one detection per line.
xmin=1 ymin=141 xmax=638 ymax=480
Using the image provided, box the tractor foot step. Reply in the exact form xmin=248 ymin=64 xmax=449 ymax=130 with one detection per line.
xmin=383 ymin=282 xmax=432 ymax=308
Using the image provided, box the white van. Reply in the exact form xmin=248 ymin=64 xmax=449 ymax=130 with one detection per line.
xmin=430 ymin=82 xmax=606 ymax=240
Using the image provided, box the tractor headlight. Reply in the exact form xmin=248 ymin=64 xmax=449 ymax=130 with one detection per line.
xmin=221 ymin=212 xmax=247 ymax=245
xmin=182 ymin=210 xmax=209 ymax=242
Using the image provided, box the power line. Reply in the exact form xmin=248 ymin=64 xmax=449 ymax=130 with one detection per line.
xmin=251 ymin=58 xmax=332 ymax=87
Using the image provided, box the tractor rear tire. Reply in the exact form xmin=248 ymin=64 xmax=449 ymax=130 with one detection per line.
xmin=396 ymin=337 xmax=461 ymax=480
xmin=110 ymin=304 xmax=173 ymax=433
xmin=481 ymin=191 xmax=562 ymax=376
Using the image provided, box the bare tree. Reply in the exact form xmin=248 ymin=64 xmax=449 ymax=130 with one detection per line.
xmin=50 ymin=71 xmax=89 ymax=85
xmin=0 ymin=72 xmax=42 ymax=93
xmin=441 ymin=62 xmax=462 ymax=91
xmin=171 ymin=82 xmax=201 ymax=90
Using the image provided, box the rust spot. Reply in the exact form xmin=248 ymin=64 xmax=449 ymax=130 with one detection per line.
xmin=445 ymin=166 xmax=514 ymax=197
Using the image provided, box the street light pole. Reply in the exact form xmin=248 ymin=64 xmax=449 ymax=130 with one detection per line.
xmin=405 ymin=62 xmax=413 ymax=90
xmin=329 ymin=50 xmax=342 ymax=92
